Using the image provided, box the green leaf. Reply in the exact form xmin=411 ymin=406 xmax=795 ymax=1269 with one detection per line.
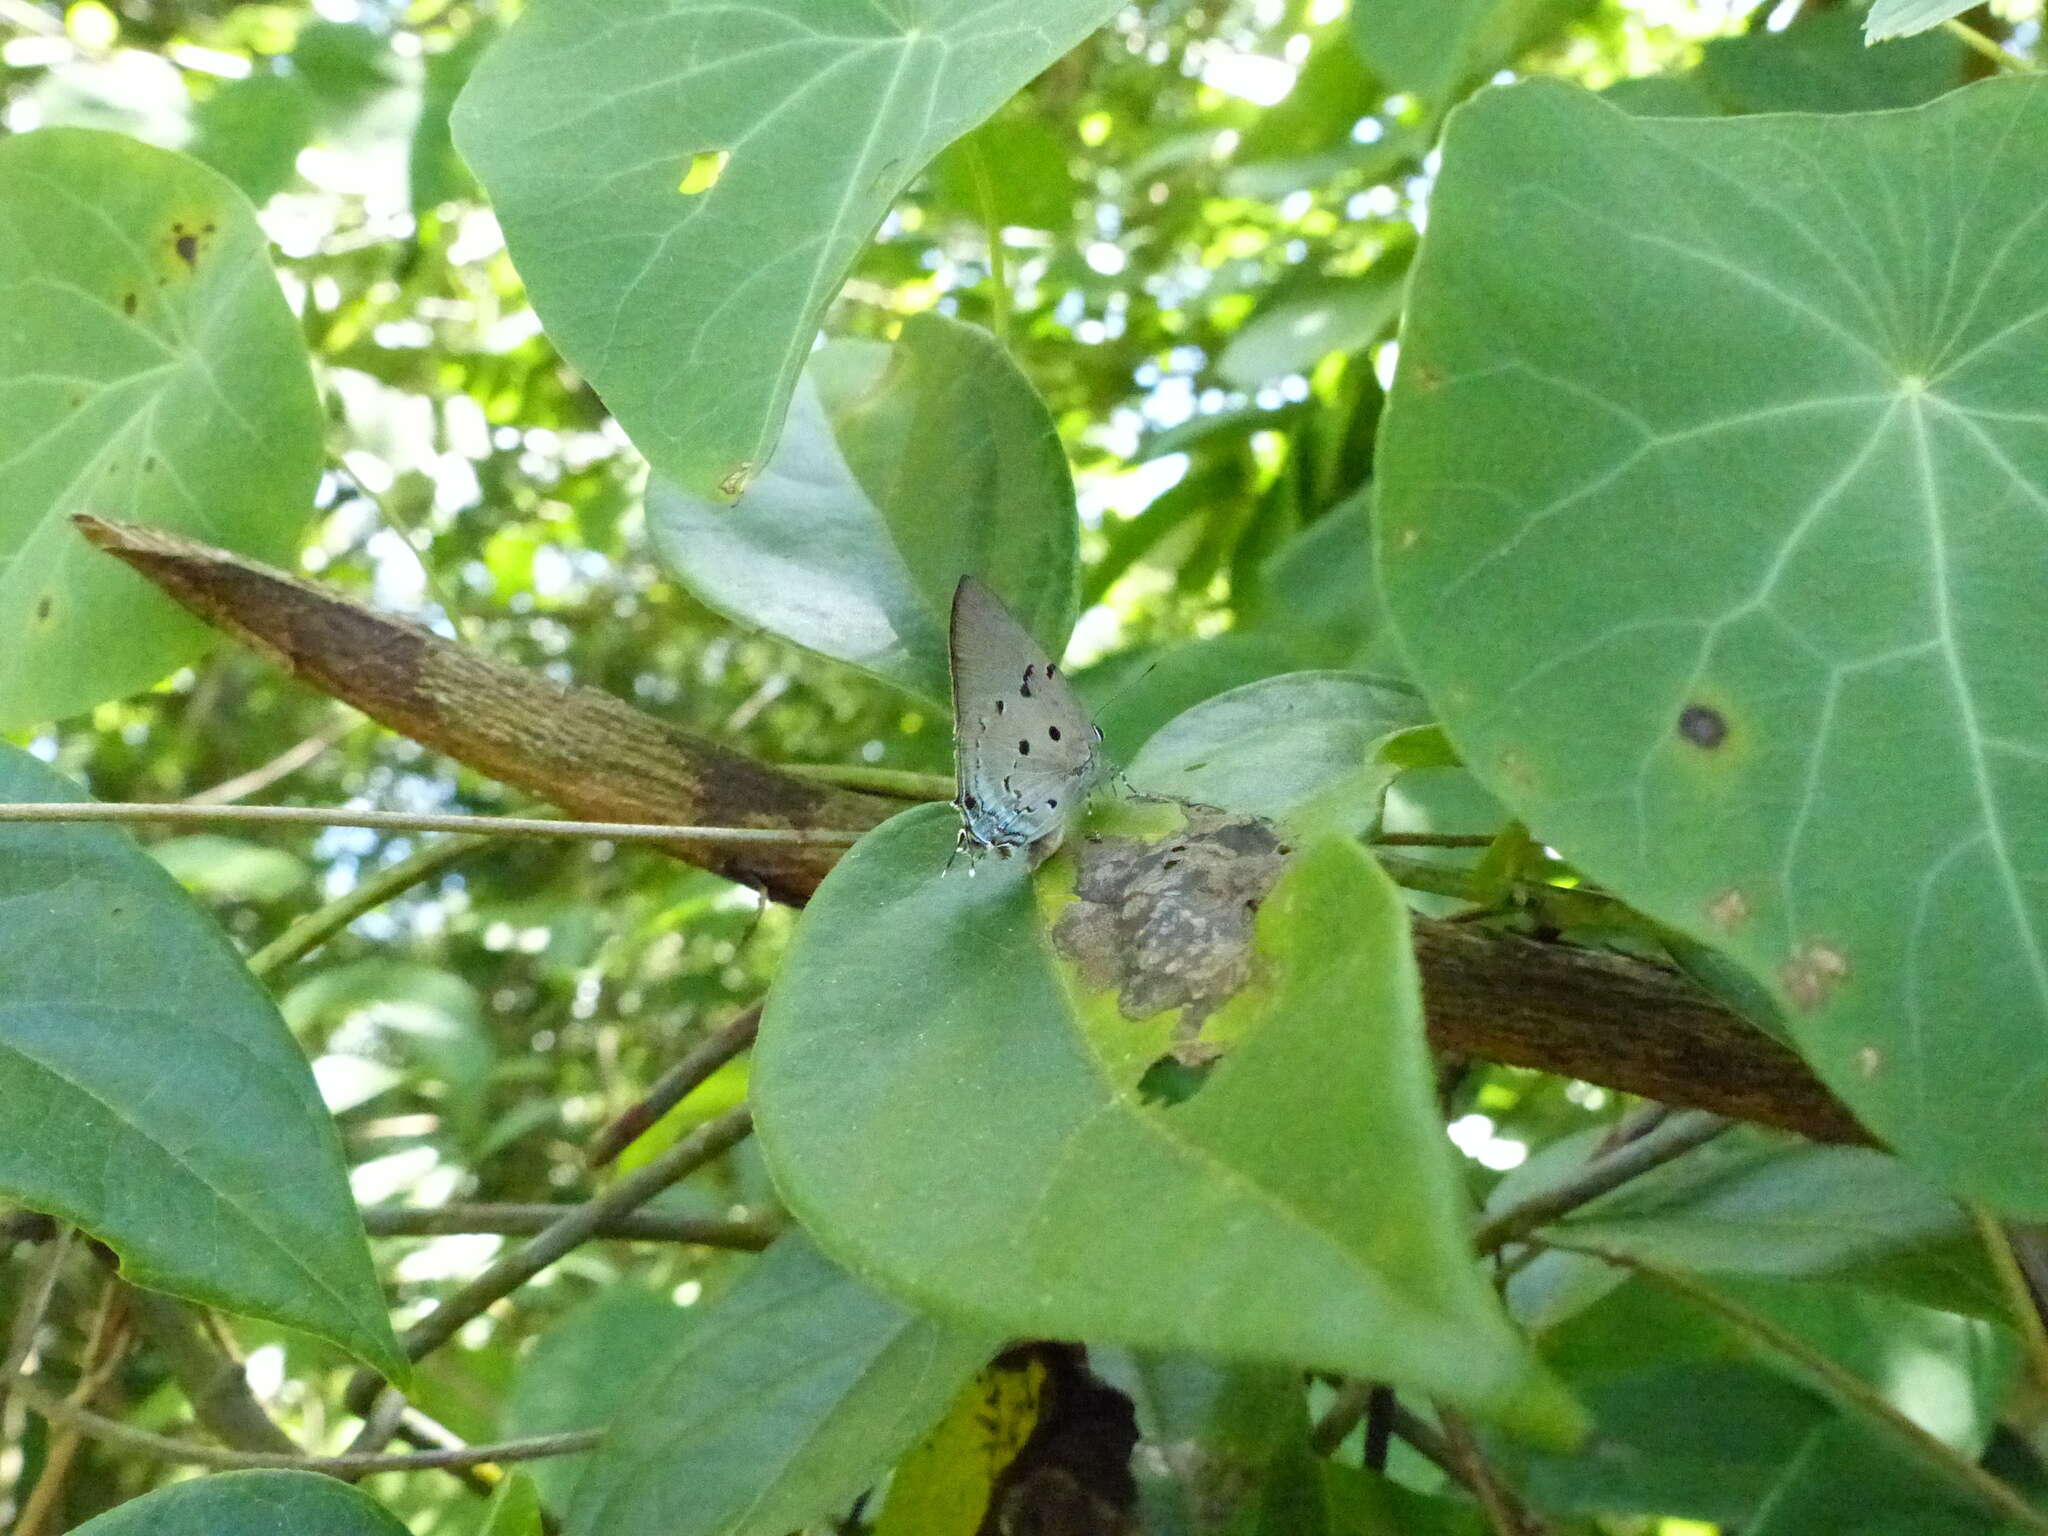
xmin=1527 ymin=1126 xmax=2001 ymax=1319
xmin=1127 ymin=671 xmax=1425 ymax=832
xmin=648 ymin=314 xmax=1076 ymax=704
xmin=411 ymin=21 xmax=496 ymax=216
xmin=188 ymin=73 xmax=316 ymax=203
xmin=1120 ymin=1357 xmax=1328 ymax=1536
xmin=453 ymin=0 xmax=1120 ymax=501
xmin=502 ymin=1286 xmax=695 ymax=1511
xmin=1699 ymin=10 xmax=1965 ymax=114
xmin=0 ymin=128 xmax=321 ymax=729
xmin=1377 ymin=77 xmax=2048 ymax=1215
xmin=149 ymin=835 xmax=311 ymax=904
xmin=0 ymin=745 xmax=401 ymax=1378
xmin=755 ymin=810 xmax=1584 ymax=1444
xmin=1087 ymin=633 xmax=1310 ymax=759
xmin=1750 ymin=1420 xmax=2005 ymax=1535
xmin=1351 ymin=0 xmax=1590 ymax=108
xmin=1218 ymin=269 xmax=1408 ymax=388
xmin=568 ymin=1233 xmax=997 ymax=1536
xmin=1867 ymin=0 xmax=1978 ymax=43
xmin=69 ymin=1471 xmax=409 ymax=1534
xmin=479 ymin=1472 xmax=547 ymax=1536
xmin=929 ymin=110 xmax=1076 ymax=232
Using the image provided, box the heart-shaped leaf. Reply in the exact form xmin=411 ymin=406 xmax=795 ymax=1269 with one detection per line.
xmin=453 ymin=0 xmax=1120 ymax=501
xmin=648 ymin=314 xmax=1076 ymax=704
xmin=0 ymin=128 xmax=320 ymax=729
xmin=0 ymin=745 xmax=401 ymax=1377
xmin=754 ymin=805 xmax=1584 ymax=1444
xmin=1378 ymin=77 xmax=2048 ymax=1215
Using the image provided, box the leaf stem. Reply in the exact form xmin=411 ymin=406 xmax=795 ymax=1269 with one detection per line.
xmin=967 ymin=136 xmax=1013 ymax=347
xmin=1942 ymin=18 xmax=2033 ymax=72
xmin=249 ymin=835 xmax=487 ymax=979
xmin=585 ymin=1005 xmax=762 ymax=1167
xmin=1969 ymin=1205 xmax=2048 ymax=1395
xmin=1586 ymin=1249 xmax=2048 ymax=1536
xmin=0 ymin=801 xmax=862 ymax=847
xmin=360 ymin=1203 xmax=778 ymax=1249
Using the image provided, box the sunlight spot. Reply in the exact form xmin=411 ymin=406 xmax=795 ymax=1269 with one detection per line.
xmin=672 ymin=1279 xmax=704 ymax=1306
xmin=1200 ymin=49 xmax=1297 ymax=106
xmin=678 ymin=149 xmax=731 ymax=196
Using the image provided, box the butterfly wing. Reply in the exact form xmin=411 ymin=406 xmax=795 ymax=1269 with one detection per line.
xmin=950 ymin=577 xmax=1104 ymax=857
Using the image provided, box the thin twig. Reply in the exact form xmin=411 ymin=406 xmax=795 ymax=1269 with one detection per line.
xmin=184 ymin=716 xmax=357 ymax=805
xmin=1587 ymin=1249 xmax=2048 ymax=1536
xmin=0 ymin=801 xmax=862 ymax=846
xmin=121 ymin=1287 xmax=299 ymax=1455
xmin=1373 ymin=832 xmax=1495 ymax=849
xmin=783 ymin=763 xmax=952 ymax=801
xmin=1 ymin=1227 xmax=75 ymax=1428
xmin=587 ymin=1007 xmax=763 ymax=1168
xmin=361 ymin=1203 xmax=777 ymax=1249
xmin=15 ymin=1281 xmax=131 ymax=1536
xmin=6 ymin=1374 xmax=600 ymax=1474
xmin=1438 ymin=1405 xmax=1540 ymax=1536
xmin=1310 ymin=1381 xmax=1457 ymax=1481
xmin=248 ymin=836 xmax=488 ymax=979
xmin=1471 ymin=1110 xmax=1729 ymax=1256
xmin=400 ymin=1106 xmax=754 ymax=1365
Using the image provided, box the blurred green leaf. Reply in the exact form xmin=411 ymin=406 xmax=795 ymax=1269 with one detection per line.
xmin=0 ymin=128 xmax=320 ymax=729
xmin=188 ymin=73 xmax=316 ymax=203
xmin=70 ymin=1471 xmax=410 ymax=1533
xmin=1128 ymin=671 xmax=1424 ymax=832
xmin=1867 ymin=0 xmax=1981 ymax=44
xmin=503 ymin=1286 xmax=696 ymax=1511
xmin=1379 ymin=76 xmax=2048 ymax=1216
xmin=1351 ymin=0 xmax=1591 ymax=107
xmin=568 ymin=1233 xmax=997 ymax=1536
xmin=479 ymin=1471 xmax=546 ymax=1536
xmin=649 ymin=313 xmax=1076 ymax=704
xmin=454 ymin=0 xmax=1121 ymax=501
xmin=149 ymin=835 xmax=310 ymax=904
xmin=930 ymin=110 xmax=1076 ymax=231
xmin=1218 ymin=267 xmax=1407 ymax=388
xmin=0 ymin=745 xmax=400 ymax=1377
xmin=1699 ymin=10 xmax=1966 ymax=114
xmin=756 ymin=813 xmax=1584 ymax=1443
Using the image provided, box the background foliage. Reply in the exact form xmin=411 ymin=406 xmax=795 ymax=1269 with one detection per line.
xmin=4 ymin=0 xmax=2048 ymax=1531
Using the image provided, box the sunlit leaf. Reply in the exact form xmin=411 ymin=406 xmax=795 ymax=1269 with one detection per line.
xmin=454 ymin=0 xmax=1121 ymax=501
xmin=0 ymin=128 xmax=320 ymax=729
xmin=1866 ymin=0 xmax=1977 ymax=43
xmin=69 ymin=1472 xmax=410 ymax=1534
xmin=756 ymin=811 xmax=1585 ymax=1443
xmin=0 ymin=746 xmax=400 ymax=1376
xmin=648 ymin=314 xmax=1075 ymax=704
xmin=1379 ymin=76 xmax=2048 ymax=1215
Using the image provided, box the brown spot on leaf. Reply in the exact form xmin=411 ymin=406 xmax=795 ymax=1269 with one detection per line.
xmin=1706 ymin=888 xmax=1750 ymax=931
xmin=717 ymin=462 xmax=754 ymax=499
xmin=1782 ymin=941 xmax=1849 ymax=1011
xmin=35 ymin=596 xmax=52 ymax=622
xmin=1678 ymin=704 xmax=1728 ymax=749
xmin=1411 ymin=362 xmax=1445 ymax=394
xmin=174 ymin=232 xmax=198 ymax=267
xmin=1051 ymin=808 xmax=1290 ymax=1043
xmin=122 ymin=292 xmax=138 ymax=315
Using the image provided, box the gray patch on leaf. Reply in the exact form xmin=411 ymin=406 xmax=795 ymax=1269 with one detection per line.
xmin=1051 ymin=808 xmax=1290 ymax=1041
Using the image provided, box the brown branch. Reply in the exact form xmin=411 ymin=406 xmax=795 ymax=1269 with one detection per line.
xmin=75 ymin=516 xmax=897 ymax=905
xmin=79 ymin=517 xmax=1874 ymax=1147
xmin=586 ymin=1006 xmax=762 ymax=1168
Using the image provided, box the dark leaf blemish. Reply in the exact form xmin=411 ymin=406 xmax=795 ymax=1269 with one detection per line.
xmin=1678 ymin=704 xmax=1728 ymax=749
xmin=122 ymin=292 xmax=137 ymax=315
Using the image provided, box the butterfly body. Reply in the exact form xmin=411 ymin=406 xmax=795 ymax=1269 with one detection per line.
xmin=949 ymin=577 xmax=1105 ymax=869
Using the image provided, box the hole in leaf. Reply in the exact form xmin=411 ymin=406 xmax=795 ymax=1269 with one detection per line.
xmin=1137 ymin=1053 xmax=1214 ymax=1107
xmin=677 ymin=149 xmax=731 ymax=195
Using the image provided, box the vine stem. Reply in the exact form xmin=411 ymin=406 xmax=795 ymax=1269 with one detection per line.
xmin=1580 ymin=1248 xmax=2048 ymax=1536
xmin=6 ymin=1374 xmax=600 ymax=1475
xmin=1968 ymin=1205 xmax=2048 ymax=1395
xmin=249 ymin=835 xmax=486 ymax=978
xmin=1471 ymin=1109 xmax=1731 ymax=1255
xmin=1942 ymin=18 xmax=2033 ymax=72
xmin=0 ymin=801 xmax=861 ymax=846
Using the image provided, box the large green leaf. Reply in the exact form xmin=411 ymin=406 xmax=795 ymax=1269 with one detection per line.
xmin=69 ymin=1471 xmax=408 ymax=1534
xmin=1377 ymin=76 xmax=2048 ymax=1215
xmin=648 ymin=314 xmax=1076 ymax=704
xmin=0 ymin=746 xmax=401 ymax=1377
xmin=754 ymin=807 xmax=1583 ymax=1443
xmin=568 ymin=1233 xmax=997 ymax=1536
xmin=453 ymin=0 xmax=1120 ymax=502
xmin=1350 ymin=0 xmax=1590 ymax=108
xmin=0 ymin=128 xmax=321 ymax=729
xmin=1697 ymin=10 xmax=1965 ymax=115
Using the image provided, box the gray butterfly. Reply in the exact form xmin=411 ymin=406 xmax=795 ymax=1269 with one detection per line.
xmin=949 ymin=576 xmax=1105 ymax=868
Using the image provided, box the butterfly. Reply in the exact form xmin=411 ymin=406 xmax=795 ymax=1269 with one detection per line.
xmin=948 ymin=576 xmax=1106 ymax=869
